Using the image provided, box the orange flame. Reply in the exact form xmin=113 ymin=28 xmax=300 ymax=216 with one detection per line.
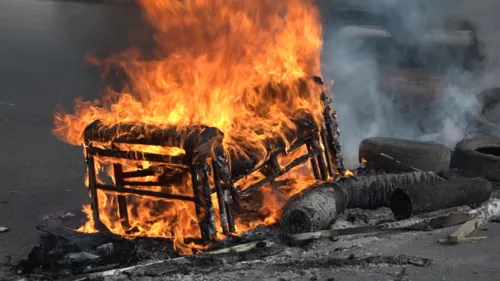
xmin=344 ymin=170 xmax=354 ymax=177
xmin=53 ymin=0 xmax=326 ymax=254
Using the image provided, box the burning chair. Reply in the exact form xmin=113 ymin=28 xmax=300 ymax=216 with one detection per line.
xmin=82 ymin=77 xmax=345 ymax=245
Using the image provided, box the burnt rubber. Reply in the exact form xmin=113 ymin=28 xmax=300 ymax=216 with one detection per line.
xmin=359 ymin=137 xmax=451 ymax=173
xmin=450 ymin=138 xmax=500 ymax=181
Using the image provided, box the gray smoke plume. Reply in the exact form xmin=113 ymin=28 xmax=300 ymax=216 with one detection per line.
xmin=317 ymin=0 xmax=500 ymax=168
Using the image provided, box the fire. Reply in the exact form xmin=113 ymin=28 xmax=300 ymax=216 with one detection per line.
xmin=53 ymin=0 xmax=326 ymax=254
xmin=344 ymin=170 xmax=354 ymax=177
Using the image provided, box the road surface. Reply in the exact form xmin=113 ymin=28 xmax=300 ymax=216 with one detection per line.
xmin=0 ymin=0 xmax=147 ymax=261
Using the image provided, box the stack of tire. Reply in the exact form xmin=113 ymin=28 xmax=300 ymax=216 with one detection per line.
xmin=359 ymin=136 xmax=500 ymax=181
xmin=358 ymin=87 xmax=500 ymax=181
xmin=355 ymin=135 xmax=494 ymax=217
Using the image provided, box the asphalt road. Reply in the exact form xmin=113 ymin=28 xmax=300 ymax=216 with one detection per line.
xmin=0 ymin=0 xmax=148 ymax=261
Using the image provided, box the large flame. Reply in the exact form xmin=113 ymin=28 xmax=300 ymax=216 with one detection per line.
xmin=53 ymin=0 xmax=326 ymax=254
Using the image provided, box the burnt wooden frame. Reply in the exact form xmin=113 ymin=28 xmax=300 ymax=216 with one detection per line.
xmin=83 ymin=121 xmax=235 ymax=244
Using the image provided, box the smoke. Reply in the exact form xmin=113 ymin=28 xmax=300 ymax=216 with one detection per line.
xmin=317 ymin=0 xmax=500 ymax=168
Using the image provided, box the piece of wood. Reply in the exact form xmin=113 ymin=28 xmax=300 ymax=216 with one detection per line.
xmin=447 ymin=217 xmax=486 ymax=244
xmin=287 ymin=225 xmax=381 ymax=242
xmin=439 ymin=236 xmax=488 ymax=244
xmin=207 ymin=240 xmax=273 ymax=255
xmin=280 ymin=183 xmax=347 ymax=234
xmin=380 ymin=206 xmax=475 ymax=231
xmin=287 ymin=206 xmax=475 ymax=243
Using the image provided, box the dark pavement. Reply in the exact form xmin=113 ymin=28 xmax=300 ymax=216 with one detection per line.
xmin=0 ymin=0 xmax=146 ymax=261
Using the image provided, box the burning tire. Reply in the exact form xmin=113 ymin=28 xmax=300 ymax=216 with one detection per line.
xmin=450 ymin=138 xmax=500 ymax=181
xmin=359 ymin=137 xmax=451 ymax=172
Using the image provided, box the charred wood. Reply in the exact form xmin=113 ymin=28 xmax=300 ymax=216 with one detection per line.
xmin=238 ymin=151 xmax=320 ymax=198
xmin=86 ymin=146 xmax=188 ymax=166
xmin=390 ymin=177 xmax=493 ymax=220
xmin=321 ymin=91 xmax=345 ymax=174
xmin=95 ymin=184 xmax=195 ymax=202
xmin=379 ymin=206 xmax=475 ymax=231
xmin=83 ymin=120 xmax=224 ymax=158
xmin=229 ymin=128 xmax=315 ymax=179
xmin=280 ymin=182 xmax=348 ymax=234
xmin=340 ymin=172 xmax=443 ymax=209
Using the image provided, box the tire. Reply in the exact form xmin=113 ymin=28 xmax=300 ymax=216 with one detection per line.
xmin=359 ymin=137 xmax=451 ymax=172
xmin=450 ymin=138 xmax=500 ymax=181
xmin=471 ymin=88 xmax=500 ymax=138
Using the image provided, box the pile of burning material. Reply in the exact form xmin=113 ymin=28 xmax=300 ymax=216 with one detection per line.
xmin=77 ymin=76 xmax=345 ymax=248
xmin=12 ymin=0 xmax=353 ymax=278
xmin=48 ymin=0 xmax=346 ymax=252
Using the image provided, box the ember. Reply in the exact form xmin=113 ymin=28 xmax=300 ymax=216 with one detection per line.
xmin=52 ymin=0 xmax=345 ymax=254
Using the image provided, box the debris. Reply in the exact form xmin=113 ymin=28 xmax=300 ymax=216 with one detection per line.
xmin=275 ymin=254 xmax=432 ymax=268
xmin=450 ymin=138 xmax=500 ymax=181
xmin=287 ymin=206 xmax=474 ymax=243
xmin=339 ymin=171 xmax=443 ymax=209
xmin=0 ymin=227 xmax=9 ymax=233
xmin=67 ymin=259 xmax=179 ymax=281
xmin=96 ymin=243 xmax=116 ymax=257
xmin=390 ymin=177 xmax=492 ymax=220
xmin=63 ymin=252 xmax=101 ymax=263
xmin=41 ymin=211 xmax=75 ymax=221
xmin=380 ymin=206 xmax=475 ymax=231
xmin=358 ymin=137 xmax=451 ymax=173
xmin=438 ymin=236 xmax=488 ymax=244
xmin=448 ymin=217 xmax=486 ymax=243
xmin=207 ymin=240 xmax=274 ymax=255
xmin=286 ymin=225 xmax=382 ymax=243
xmin=17 ymin=224 xmax=146 ymax=278
xmin=280 ymin=183 xmax=348 ymax=234
xmin=438 ymin=217 xmax=486 ymax=244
